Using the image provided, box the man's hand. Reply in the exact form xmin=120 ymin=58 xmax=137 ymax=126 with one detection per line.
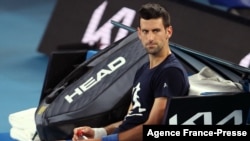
xmin=72 ymin=126 xmax=95 ymax=141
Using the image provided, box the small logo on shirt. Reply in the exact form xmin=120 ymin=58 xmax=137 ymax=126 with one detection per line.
xmin=164 ymin=83 xmax=168 ymax=88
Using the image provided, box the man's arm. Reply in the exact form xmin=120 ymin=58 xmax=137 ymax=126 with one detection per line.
xmin=80 ymin=98 xmax=167 ymax=141
xmin=72 ymin=104 xmax=132 ymax=141
xmin=104 ymin=103 xmax=133 ymax=134
xmin=118 ymin=97 xmax=167 ymax=141
xmin=104 ymin=121 xmax=122 ymax=135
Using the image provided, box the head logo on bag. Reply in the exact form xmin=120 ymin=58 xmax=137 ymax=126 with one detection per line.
xmin=35 ymin=32 xmax=148 ymax=141
xmin=65 ymin=56 xmax=126 ymax=103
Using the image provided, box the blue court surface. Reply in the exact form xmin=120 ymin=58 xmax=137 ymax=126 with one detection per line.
xmin=0 ymin=0 xmax=57 ymax=140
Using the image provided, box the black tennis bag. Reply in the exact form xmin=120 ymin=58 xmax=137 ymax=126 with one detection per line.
xmin=35 ymin=32 xmax=148 ymax=141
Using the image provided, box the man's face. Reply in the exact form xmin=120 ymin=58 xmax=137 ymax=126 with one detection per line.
xmin=137 ymin=18 xmax=172 ymax=55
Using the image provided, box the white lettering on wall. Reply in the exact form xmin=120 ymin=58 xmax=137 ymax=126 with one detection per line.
xmin=81 ymin=1 xmax=136 ymax=49
xmin=168 ymin=110 xmax=243 ymax=125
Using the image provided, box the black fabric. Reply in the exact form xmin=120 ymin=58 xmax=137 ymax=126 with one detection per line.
xmin=35 ymin=32 xmax=148 ymax=141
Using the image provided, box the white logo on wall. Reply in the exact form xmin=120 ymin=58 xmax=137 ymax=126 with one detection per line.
xmin=82 ymin=1 xmax=136 ymax=49
xmin=169 ymin=110 xmax=243 ymax=125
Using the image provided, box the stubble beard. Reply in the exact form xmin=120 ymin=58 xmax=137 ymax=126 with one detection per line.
xmin=145 ymin=44 xmax=162 ymax=55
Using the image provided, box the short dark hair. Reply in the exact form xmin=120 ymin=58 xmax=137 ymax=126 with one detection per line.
xmin=138 ymin=3 xmax=171 ymax=27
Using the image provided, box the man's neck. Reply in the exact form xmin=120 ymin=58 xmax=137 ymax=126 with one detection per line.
xmin=149 ymin=50 xmax=171 ymax=69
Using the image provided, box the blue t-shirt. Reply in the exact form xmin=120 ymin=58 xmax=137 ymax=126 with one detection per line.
xmin=114 ymin=54 xmax=190 ymax=133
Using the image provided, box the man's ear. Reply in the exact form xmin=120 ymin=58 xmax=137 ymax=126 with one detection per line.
xmin=166 ymin=26 xmax=173 ymax=38
xmin=137 ymin=27 xmax=141 ymax=39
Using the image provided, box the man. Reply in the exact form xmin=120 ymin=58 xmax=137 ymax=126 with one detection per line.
xmin=72 ymin=3 xmax=190 ymax=141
